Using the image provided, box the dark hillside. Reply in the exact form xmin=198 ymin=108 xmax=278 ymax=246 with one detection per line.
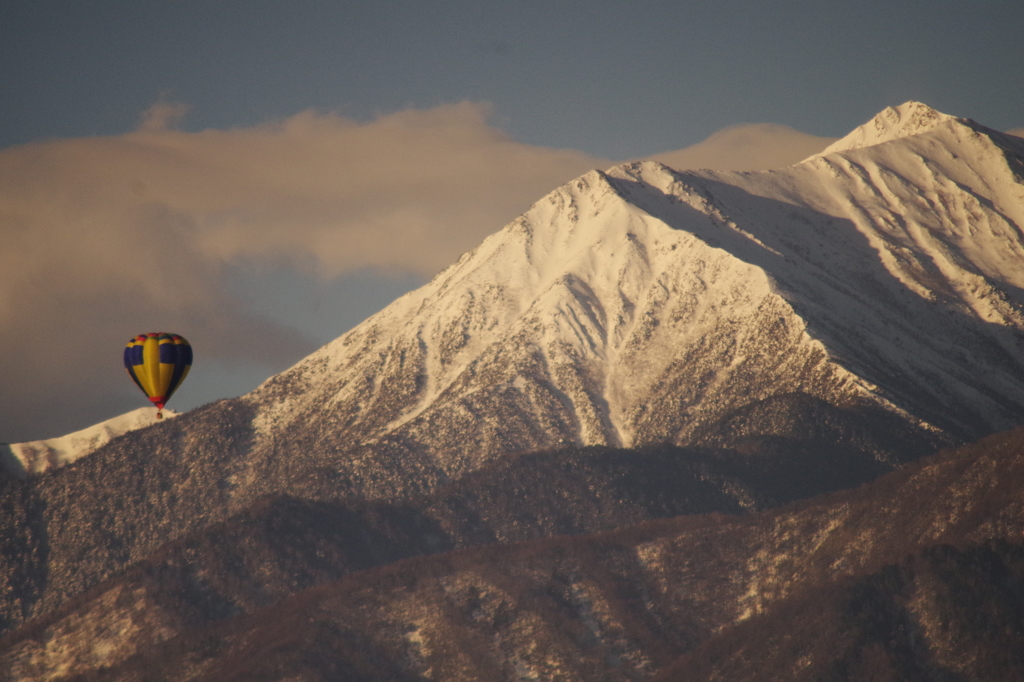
xmin=0 ymin=420 xmax=899 ymax=674
xmin=653 ymin=541 xmax=1024 ymax=682
xmin=0 ymin=400 xmax=257 ymax=633
xmin=4 ymin=427 xmax=1022 ymax=681
xmin=0 ymin=390 xmax=917 ymax=640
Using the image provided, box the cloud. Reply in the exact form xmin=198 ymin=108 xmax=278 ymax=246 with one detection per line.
xmin=0 ymin=102 xmax=606 ymax=441
xmin=137 ymin=99 xmax=191 ymax=132
xmin=643 ymin=123 xmax=837 ymax=171
xmin=75 ymin=101 xmax=603 ymax=278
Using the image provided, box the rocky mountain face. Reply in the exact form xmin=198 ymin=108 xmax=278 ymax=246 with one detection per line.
xmin=1 ymin=102 xmax=1023 ymax=679
xmin=241 ymin=100 xmax=1024 ymax=488
xmin=4 ymin=427 xmax=1022 ymax=681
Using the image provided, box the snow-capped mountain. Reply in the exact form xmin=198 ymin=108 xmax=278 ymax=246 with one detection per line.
xmin=0 ymin=407 xmax=174 ymax=476
xmin=2 ymin=102 xmax=1024 ymax=657
xmin=234 ymin=101 xmax=1024 ymax=497
xmin=8 ymin=103 xmax=1023 ymax=500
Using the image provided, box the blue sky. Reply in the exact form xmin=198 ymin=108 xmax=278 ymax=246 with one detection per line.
xmin=2 ymin=0 xmax=1022 ymax=442
xmin=5 ymin=1 xmax=1023 ymax=155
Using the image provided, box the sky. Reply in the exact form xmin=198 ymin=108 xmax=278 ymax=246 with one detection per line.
xmin=2 ymin=0 xmax=1022 ymax=443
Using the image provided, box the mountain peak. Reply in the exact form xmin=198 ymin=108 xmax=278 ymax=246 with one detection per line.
xmin=816 ymin=101 xmax=955 ymax=156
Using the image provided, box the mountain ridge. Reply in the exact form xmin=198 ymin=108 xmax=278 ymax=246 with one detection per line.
xmin=5 ymin=426 xmax=1020 ymax=681
xmin=815 ymin=100 xmax=958 ymax=156
xmin=1 ymin=407 xmax=174 ymax=478
xmin=235 ymin=102 xmax=1024 ymax=497
xmin=10 ymin=102 xmax=1023 ymax=480
xmin=0 ymin=103 xmax=1022 ymax=671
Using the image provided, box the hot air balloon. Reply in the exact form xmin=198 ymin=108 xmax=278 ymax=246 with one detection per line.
xmin=124 ymin=333 xmax=192 ymax=418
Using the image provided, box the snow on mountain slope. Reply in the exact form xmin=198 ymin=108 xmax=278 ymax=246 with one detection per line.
xmin=21 ymin=104 xmax=1016 ymax=490
xmin=1 ymin=407 xmax=175 ymax=477
xmin=233 ymin=102 xmax=1024 ymax=498
xmin=813 ymin=100 xmax=956 ymax=156
xmin=694 ymin=112 xmax=1024 ymax=435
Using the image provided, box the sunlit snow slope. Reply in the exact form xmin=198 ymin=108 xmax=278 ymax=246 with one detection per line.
xmin=237 ymin=102 xmax=1024 ymax=496
xmin=1 ymin=407 xmax=175 ymax=476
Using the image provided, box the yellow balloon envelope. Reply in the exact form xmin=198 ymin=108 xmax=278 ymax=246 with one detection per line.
xmin=124 ymin=333 xmax=192 ymax=413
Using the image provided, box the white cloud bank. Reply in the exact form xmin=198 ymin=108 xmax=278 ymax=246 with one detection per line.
xmin=0 ymin=101 xmax=840 ymax=442
xmin=0 ymin=102 xmax=606 ymax=440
